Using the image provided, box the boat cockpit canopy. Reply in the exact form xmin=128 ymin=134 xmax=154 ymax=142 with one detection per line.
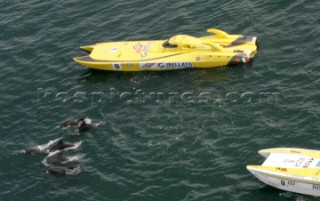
xmin=162 ymin=35 xmax=203 ymax=49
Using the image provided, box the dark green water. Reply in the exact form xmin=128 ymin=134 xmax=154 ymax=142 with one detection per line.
xmin=1 ymin=0 xmax=320 ymax=200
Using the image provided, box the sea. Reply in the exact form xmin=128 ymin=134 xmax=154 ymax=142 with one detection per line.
xmin=1 ymin=0 xmax=320 ymax=200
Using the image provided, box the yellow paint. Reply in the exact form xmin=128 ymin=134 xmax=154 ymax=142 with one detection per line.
xmin=259 ymin=148 xmax=320 ymax=158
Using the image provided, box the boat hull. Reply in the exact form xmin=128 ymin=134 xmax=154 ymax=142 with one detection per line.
xmin=73 ymin=28 xmax=258 ymax=72
xmin=247 ymin=167 xmax=320 ymax=196
xmin=73 ymin=54 xmax=251 ymax=71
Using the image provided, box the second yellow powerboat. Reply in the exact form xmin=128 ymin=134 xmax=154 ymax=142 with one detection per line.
xmin=247 ymin=148 xmax=320 ymax=196
xmin=74 ymin=28 xmax=258 ymax=71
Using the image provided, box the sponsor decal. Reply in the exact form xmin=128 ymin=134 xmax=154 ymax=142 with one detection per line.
xmin=276 ymin=167 xmax=287 ymax=172
xmin=126 ymin=63 xmax=133 ymax=67
xmin=313 ymin=185 xmax=320 ymax=190
xmin=140 ymin=63 xmax=155 ymax=69
xmin=283 ymin=159 xmax=295 ymax=163
xmin=233 ymin=49 xmax=244 ymax=53
xmin=241 ymin=57 xmax=250 ymax=63
xmin=133 ymin=42 xmax=153 ymax=57
xmin=112 ymin=63 xmax=122 ymax=70
xmin=294 ymin=158 xmax=305 ymax=167
xmin=302 ymin=158 xmax=314 ymax=168
xmin=133 ymin=43 xmax=143 ymax=54
xmin=288 ymin=180 xmax=295 ymax=186
xmin=233 ymin=57 xmax=249 ymax=63
xmin=281 ymin=180 xmax=285 ymax=186
xmin=139 ymin=62 xmax=193 ymax=69
xmin=109 ymin=47 xmax=119 ymax=53
xmin=141 ymin=42 xmax=152 ymax=58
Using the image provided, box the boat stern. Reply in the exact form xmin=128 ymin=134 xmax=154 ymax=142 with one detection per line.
xmin=73 ymin=56 xmax=92 ymax=65
xmin=246 ymin=165 xmax=262 ymax=176
xmin=80 ymin=45 xmax=95 ymax=53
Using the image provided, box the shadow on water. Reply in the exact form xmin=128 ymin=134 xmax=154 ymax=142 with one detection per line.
xmin=77 ymin=63 xmax=253 ymax=85
xmin=242 ymin=185 xmax=316 ymax=201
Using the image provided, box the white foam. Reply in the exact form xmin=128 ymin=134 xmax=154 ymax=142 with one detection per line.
xmin=38 ymin=137 xmax=63 ymax=152
xmin=47 ymin=150 xmax=61 ymax=157
xmin=63 ymin=154 xmax=85 ymax=163
xmin=42 ymin=159 xmax=50 ymax=167
xmin=84 ymin=118 xmax=92 ymax=124
xmin=66 ymin=166 xmax=81 ymax=175
xmin=63 ymin=141 xmax=83 ymax=151
xmin=93 ymin=121 xmax=105 ymax=127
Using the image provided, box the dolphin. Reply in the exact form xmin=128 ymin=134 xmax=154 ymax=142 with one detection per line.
xmin=47 ymin=166 xmax=81 ymax=176
xmin=77 ymin=118 xmax=93 ymax=133
xmin=77 ymin=118 xmax=104 ymax=132
xmin=48 ymin=139 xmax=82 ymax=152
xmin=22 ymin=138 xmax=82 ymax=154
xmin=42 ymin=150 xmax=84 ymax=166
xmin=59 ymin=117 xmax=101 ymax=134
xmin=59 ymin=119 xmax=79 ymax=129
xmin=22 ymin=137 xmax=63 ymax=154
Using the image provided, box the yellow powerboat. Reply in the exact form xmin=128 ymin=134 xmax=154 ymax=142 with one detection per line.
xmin=247 ymin=148 xmax=320 ymax=196
xmin=73 ymin=28 xmax=258 ymax=71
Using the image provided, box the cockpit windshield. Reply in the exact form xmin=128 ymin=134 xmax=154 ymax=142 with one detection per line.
xmin=162 ymin=40 xmax=178 ymax=48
